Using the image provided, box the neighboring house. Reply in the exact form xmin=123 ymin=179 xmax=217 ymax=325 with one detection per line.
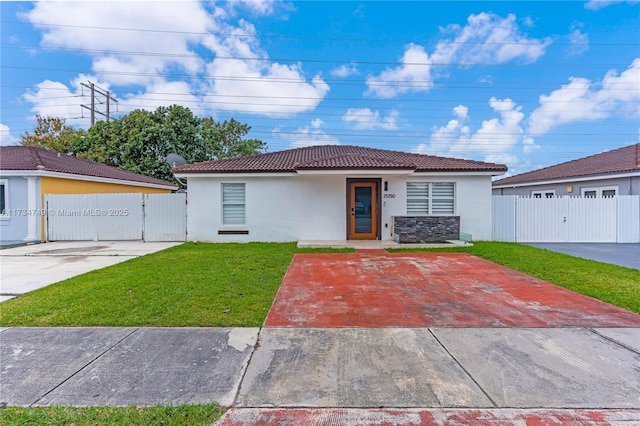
xmin=173 ymin=145 xmax=507 ymax=243
xmin=492 ymin=143 xmax=640 ymax=198
xmin=0 ymin=146 xmax=178 ymax=245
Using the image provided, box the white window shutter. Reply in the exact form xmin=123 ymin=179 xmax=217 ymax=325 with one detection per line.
xmin=222 ymin=183 xmax=245 ymax=224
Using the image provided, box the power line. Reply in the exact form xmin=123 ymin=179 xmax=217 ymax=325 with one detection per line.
xmin=80 ymin=81 xmax=118 ymax=125
xmin=5 ymin=20 xmax=637 ymax=47
xmin=3 ymin=43 xmax=638 ymax=68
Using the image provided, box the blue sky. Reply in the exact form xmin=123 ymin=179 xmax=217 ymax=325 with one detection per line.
xmin=1 ymin=0 xmax=639 ymax=177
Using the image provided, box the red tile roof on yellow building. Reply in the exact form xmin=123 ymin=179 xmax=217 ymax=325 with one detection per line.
xmin=1 ymin=146 xmax=177 ymax=188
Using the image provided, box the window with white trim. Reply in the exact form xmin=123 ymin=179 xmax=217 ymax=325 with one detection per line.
xmin=581 ymin=186 xmax=617 ymax=198
xmin=532 ymin=190 xmax=555 ymax=198
xmin=0 ymin=179 xmax=8 ymax=218
xmin=222 ymin=183 xmax=245 ymax=224
xmin=406 ymin=182 xmax=455 ymax=215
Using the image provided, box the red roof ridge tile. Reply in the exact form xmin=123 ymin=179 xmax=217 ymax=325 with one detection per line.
xmin=29 ymin=146 xmax=46 ymax=169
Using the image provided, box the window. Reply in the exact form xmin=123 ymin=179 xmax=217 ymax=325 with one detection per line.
xmin=406 ymin=182 xmax=454 ymax=215
xmin=222 ymin=183 xmax=245 ymax=225
xmin=581 ymin=186 xmax=617 ymax=198
xmin=0 ymin=179 xmax=8 ymax=218
xmin=532 ymin=190 xmax=555 ymax=198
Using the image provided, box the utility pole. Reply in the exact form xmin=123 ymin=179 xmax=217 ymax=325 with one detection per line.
xmin=80 ymin=81 xmax=117 ymax=126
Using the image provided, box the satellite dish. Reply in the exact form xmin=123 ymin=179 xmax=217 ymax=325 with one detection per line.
xmin=166 ymin=153 xmax=187 ymax=167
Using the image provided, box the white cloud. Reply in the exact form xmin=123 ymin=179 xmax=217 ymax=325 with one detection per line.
xmin=23 ymin=77 xmax=95 ymax=128
xmin=331 ymin=63 xmax=359 ymax=78
xmin=202 ymin=19 xmax=329 ymax=116
xmin=1 ymin=123 xmax=20 ymax=146
xmin=21 ymin=1 xmax=328 ymax=119
xmin=120 ymin=81 xmax=203 ymax=113
xmin=565 ymin=23 xmax=589 ymax=57
xmin=415 ymin=98 xmax=531 ymax=166
xmin=365 ymin=43 xmax=433 ymax=98
xmin=453 ymin=105 xmax=469 ymax=120
xmin=366 ymin=13 xmax=551 ymax=99
xmin=23 ymin=1 xmax=213 ymax=87
xmin=431 ymin=13 xmax=552 ymax=66
xmin=274 ymin=119 xmax=340 ymax=148
xmin=227 ymin=0 xmax=276 ymax=15
xmin=528 ymin=58 xmax=640 ymax=136
xmin=585 ymin=0 xmax=639 ymax=10
xmin=342 ymin=108 xmax=399 ymax=130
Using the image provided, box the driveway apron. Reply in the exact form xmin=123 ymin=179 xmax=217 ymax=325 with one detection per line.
xmin=222 ymin=251 xmax=640 ymax=425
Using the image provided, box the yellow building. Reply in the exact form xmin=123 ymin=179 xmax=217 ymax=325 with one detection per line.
xmin=1 ymin=146 xmax=177 ymax=244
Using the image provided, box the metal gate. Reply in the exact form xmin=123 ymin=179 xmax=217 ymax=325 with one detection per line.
xmin=492 ymin=195 xmax=640 ymax=243
xmin=143 ymin=193 xmax=187 ymax=242
xmin=46 ymin=193 xmax=186 ymax=242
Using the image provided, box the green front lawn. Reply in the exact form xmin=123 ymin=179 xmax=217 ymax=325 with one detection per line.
xmin=1 ymin=242 xmax=638 ymax=328
xmin=0 ymin=403 xmax=224 ymax=426
xmin=1 ymin=242 xmax=299 ymax=327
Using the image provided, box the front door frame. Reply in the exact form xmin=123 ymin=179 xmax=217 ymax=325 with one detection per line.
xmin=346 ymin=178 xmax=381 ymax=240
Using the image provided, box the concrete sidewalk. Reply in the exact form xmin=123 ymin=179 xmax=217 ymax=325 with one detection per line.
xmin=1 ymin=326 xmax=639 ymax=424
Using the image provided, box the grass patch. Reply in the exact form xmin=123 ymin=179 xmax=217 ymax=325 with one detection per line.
xmin=0 ymin=243 xmax=353 ymax=327
xmin=0 ymin=403 xmax=224 ymax=425
xmin=392 ymin=241 xmax=640 ymax=315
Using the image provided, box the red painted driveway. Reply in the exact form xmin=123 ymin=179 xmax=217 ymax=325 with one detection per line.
xmin=265 ymin=251 xmax=640 ymax=328
xmin=217 ymin=408 xmax=640 ymax=426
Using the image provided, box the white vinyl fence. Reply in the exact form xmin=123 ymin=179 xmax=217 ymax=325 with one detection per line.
xmin=493 ymin=195 xmax=640 ymax=243
xmin=45 ymin=193 xmax=187 ymax=242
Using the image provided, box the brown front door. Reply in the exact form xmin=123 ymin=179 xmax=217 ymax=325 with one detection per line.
xmin=348 ymin=180 xmax=379 ymax=240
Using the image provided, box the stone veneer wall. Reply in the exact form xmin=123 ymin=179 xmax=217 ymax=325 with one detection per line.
xmin=393 ymin=216 xmax=460 ymax=243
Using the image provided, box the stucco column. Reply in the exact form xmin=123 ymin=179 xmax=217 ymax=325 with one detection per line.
xmin=23 ymin=176 xmax=39 ymax=242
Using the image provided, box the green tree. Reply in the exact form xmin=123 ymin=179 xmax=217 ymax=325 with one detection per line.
xmin=21 ymin=115 xmax=85 ymax=153
xmin=34 ymin=106 xmax=266 ymax=185
xmin=201 ymin=117 xmax=266 ymax=159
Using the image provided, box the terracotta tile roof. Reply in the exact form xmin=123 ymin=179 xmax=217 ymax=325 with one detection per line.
xmin=493 ymin=143 xmax=640 ymax=186
xmin=0 ymin=146 xmax=177 ymax=188
xmin=173 ymin=145 xmax=507 ymax=174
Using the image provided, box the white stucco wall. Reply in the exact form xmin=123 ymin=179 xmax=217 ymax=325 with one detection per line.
xmin=185 ymin=172 xmax=495 ymax=242
xmin=0 ymin=175 xmax=42 ymax=244
xmin=186 ymin=174 xmax=348 ymax=242
xmin=454 ymin=175 xmax=494 ymax=240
